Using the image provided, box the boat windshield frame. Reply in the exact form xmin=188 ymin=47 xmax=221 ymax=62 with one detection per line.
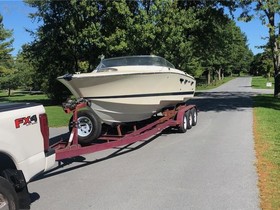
xmin=95 ymin=55 xmax=175 ymax=71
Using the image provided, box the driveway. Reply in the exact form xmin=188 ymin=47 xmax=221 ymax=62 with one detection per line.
xmin=28 ymin=77 xmax=270 ymax=210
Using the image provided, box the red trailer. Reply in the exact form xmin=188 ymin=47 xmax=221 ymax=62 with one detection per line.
xmin=50 ymin=99 xmax=197 ymax=160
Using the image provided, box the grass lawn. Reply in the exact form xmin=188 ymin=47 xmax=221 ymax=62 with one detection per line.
xmin=0 ymin=92 xmax=70 ymax=127
xmin=44 ymin=106 xmax=71 ymax=127
xmin=253 ymin=95 xmax=280 ymax=209
xmin=252 ymin=76 xmax=274 ymax=89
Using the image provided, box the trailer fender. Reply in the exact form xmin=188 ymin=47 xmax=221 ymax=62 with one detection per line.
xmin=176 ymin=105 xmax=196 ymax=124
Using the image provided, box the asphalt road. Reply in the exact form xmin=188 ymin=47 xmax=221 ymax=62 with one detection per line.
xmin=28 ymin=77 xmax=271 ymax=210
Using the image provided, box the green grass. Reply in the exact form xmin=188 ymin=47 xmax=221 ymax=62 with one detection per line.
xmin=196 ymin=76 xmax=235 ymax=90
xmin=253 ymin=95 xmax=280 ymax=209
xmin=0 ymin=92 xmax=70 ymax=127
xmin=252 ymin=76 xmax=274 ymax=89
xmin=44 ymin=106 xmax=71 ymax=127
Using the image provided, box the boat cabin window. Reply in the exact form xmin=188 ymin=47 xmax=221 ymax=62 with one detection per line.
xmin=95 ymin=56 xmax=175 ymax=71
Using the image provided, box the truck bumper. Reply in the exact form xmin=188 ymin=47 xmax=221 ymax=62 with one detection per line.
xmin=44 ymin=148 xmax=56 ymax=172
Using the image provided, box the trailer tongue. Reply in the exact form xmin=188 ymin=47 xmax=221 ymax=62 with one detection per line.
xmin=50 ymin=99 xmax=197 ymax=161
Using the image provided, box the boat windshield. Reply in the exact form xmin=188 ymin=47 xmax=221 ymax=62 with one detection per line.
xmin=95 ymin=55 xmax=175 ymax=71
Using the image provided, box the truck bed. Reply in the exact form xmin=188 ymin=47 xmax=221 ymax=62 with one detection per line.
xmin=0 ymin=102 xmax=40 ymax=112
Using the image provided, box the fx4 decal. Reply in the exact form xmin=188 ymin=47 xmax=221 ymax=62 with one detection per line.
xmin=15 ymin=115 xmax=38 ymax=129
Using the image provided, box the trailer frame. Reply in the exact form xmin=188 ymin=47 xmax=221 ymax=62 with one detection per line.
xmin=50 ymin=99 xmax=197 ymax=161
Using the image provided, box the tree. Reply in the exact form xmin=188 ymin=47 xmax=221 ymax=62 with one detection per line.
xmin=0 ymin=14 xmax=13 ymax=65
xmin=128 ymin=0 xmax=204 ymax=77
xmin=25 ymin=0 xmax=101 ymax=101
xmin=250 ymin=51 xmax=273 ymax=78
xmin=25 ymin=0 xmax=139 ymax=102
xmin=14 ymin=50 xmax=38 ymax=92
xmin=188 ymin=7 xmax=252 ymax=84
xmin=225 ymin=22 xmax=253 ymax=77
xmin=0 ymin=14 xmax=15 ymax=96
xmin=24 ymin=0 xmax=252 ymax=101
xmin=238 ymin=0 xmax=280 ymax=97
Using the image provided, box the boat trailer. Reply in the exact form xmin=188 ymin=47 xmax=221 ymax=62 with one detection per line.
xmin=50 ymin=99 xmax=197 ymax=161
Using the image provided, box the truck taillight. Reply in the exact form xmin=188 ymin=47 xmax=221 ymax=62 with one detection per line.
xmin=39 ymin=113 xmax=49 ymax=151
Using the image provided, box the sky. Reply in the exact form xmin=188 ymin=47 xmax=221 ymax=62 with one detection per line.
xmin=0 ymin=0 xmax=268 ymax=57
xmin=0 ymin=0 xmax=38 ymax=56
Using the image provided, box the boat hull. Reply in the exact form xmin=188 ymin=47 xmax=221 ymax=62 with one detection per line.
xmin=58 ymin=70 xmax=195 ymax=125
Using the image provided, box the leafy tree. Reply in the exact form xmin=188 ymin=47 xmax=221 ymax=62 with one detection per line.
xmin=0 ymin=14 xmax=13 ymax=65
xmin=99 ymin=0 xmax=133 ymax=57
xmin=128 ymin=0 xmax=249 ymax=80
xmin=189 ymin=7 xmax=252 ymax=84
xmin=24 ymin=0 xmax=253 ymax=100
xmin=26 ymin=0 xmax=142 ymax=102
xmin=13 ymin=50 xmax=38 ymax=92
xmin=129 ymin=0 xmax=204 ymax=77
xmin=250 ymin=51 xmax=273 ymax=78
xmin=26 ymin=0 xmax=101 ymax=101
xmin=176 ymin=0 xmax=238 ymax=10
xmin=238 ymin=0 xmax=280 ymax=97
xmin=0 ymin=14 xmax=15 ymax=96
xmin=225 ymin=22 xmax=253 ymax=76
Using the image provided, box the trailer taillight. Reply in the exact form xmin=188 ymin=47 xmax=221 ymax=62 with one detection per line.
xmin=39 ymin=113 xmax=49 ymax=151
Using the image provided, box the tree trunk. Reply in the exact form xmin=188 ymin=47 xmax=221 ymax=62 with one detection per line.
xmin=8 ymin=88 xmax=11 ymax=97
xmin=272 ymin=35 xmax=280 ymax=97
xmin=207 ymin=69 xmax=211 ymax=85
xmin=216 ymin=68 xmax=222 ymax=80
xmin=274 ymin=73 xmax=280 ymax=97
xmin=266 ymin=10 xmax=280 ymax=97
xmin=74 ymin=56 xmax=79 ymax=72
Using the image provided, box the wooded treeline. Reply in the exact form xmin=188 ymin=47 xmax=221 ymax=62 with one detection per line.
xmin=1 ymin=0 xmax=279 ymax=101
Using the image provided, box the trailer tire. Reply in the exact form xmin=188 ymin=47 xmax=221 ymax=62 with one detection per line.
xmin=69 ymin=110 xmax=102 ymax=145
xmin=0 ymin=176 xmax=19 ymax=210
xmin=191 ymin=108 xmax=197 ymax=126
xmin=178 ymin=111 xmax=190 ymax=133
xmin=186 ymin=110 xmax=193 ymax=129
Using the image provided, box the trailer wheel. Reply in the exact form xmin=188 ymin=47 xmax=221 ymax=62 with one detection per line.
xmin=178 ymin=111 xmax=190 ymax=133
xmin=0 ymin=176 xmax=19 ymax=210
xmin=186 ymin=110 xmax=193 ymax=129
xmin=69 ymin=110 xmax=102 ymax=145
xmin=191 ymin=108 xmax=197 ymax=126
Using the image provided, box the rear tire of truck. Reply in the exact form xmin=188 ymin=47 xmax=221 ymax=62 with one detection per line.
xmin=0 ymin=176 xmax=19 ymax=210
xmin=69 ymin=110 xmax=102 ymax=145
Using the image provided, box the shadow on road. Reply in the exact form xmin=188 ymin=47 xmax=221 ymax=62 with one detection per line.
xmin=29 ymin=133 xmax=163 ymax=203
xmin=33 ymin=90 xmax=272 ymax=184
xmin=31 ymin=133 xmax=161 ymax=184
xmin=190 ymin=91 xmax=264 ymax=112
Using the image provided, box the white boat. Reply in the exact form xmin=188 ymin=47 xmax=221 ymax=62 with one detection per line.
xmin=57 ymin=55 xmax=196 ymax=125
